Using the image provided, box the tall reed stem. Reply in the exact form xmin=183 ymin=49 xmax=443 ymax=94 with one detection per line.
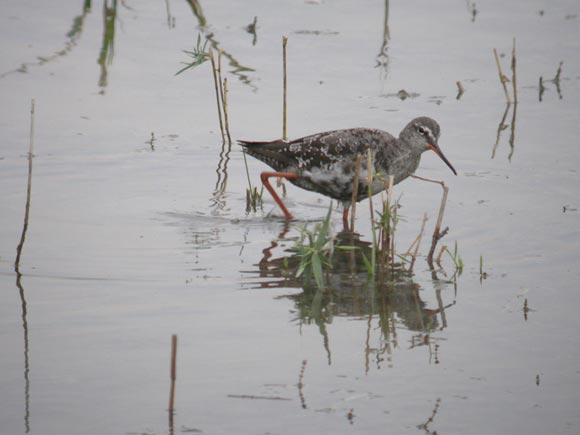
xmin=15 ymin=99 xmax=35 ymax=274
xmin=350 ymin=154 xmax=362 ymax=232
xmin=222 ymin=77 xmax=232 ymax=143
xmin=209 ymin=49 xmax=225 ymax=143
xmin=385 ymin=175 xmax=394 ymax=267
xmin=367 ymin=149 xmax=376 ymax=274
xmin=282 ymin=36 xmax=288 ymax=140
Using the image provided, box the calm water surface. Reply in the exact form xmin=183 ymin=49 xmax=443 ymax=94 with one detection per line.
xmin=1 ymin=1 xmax=580 ymax=434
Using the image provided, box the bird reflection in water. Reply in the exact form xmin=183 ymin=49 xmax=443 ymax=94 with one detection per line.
xmin=242 ymin=227 xmax=456 ymax=370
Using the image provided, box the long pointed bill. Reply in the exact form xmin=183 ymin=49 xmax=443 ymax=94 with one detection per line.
xmin=428 ymin=143 xmax=457 ymax=176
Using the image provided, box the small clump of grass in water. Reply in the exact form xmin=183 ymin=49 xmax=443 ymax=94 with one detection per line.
xmin=444 ymin=241 xmax=464 ymax=279
xmin=288 ymin=195 xmax=455 ymax=290
xmin=175 ymin=33 xmax=209 ymax=75
xmin=242 ymin=150 xmax=263 ymax=213
xmin=339 ymin=165 xmax=404 ymax=279
xmin=358 ymin=204 xmax=399 ymax=278
xmin=290 ymin=203 xmax=335 ymax=289
xmin=360 ymin=174 xmax=403 ymax=278
xmin=376 ymin=183 xmax=403 ymax=272
xmin=246 ymin=185 xmax=263 ymax=213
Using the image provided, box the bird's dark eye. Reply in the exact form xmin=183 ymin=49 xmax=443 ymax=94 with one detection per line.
xmin=417 ymin=126 xmax=426 ymax=135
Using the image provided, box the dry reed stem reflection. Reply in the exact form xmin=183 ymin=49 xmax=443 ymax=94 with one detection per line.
xmin=14 ymin=99 xmax=35 ymax=434
xmin=456 ymin=80 xmax=465 ymax=99
xmin=511 ymin=38 xmax=518 ymax=103
xmin=169 ymin=334 xmax=177 ymax=429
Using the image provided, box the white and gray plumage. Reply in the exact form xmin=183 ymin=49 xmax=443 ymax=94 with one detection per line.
xmin=239 ymin=117 xmax=457 ymax=225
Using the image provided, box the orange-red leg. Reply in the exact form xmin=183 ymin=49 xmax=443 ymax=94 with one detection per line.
xmin=342 ymin=207 xmax=350 ymax=231
xmin=260 ymin=172 xmax=300 ymax=220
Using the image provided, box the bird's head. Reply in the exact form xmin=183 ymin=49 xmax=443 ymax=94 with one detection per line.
xmin=401 ymin=117 xmax=457 ymax=176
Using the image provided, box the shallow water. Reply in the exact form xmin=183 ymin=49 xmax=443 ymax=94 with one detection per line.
xmin=2 ymin=1 xmax=580 ymax=434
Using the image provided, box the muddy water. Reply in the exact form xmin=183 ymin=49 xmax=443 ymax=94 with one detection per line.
xmin=1 ymin=1 xmax=580 ymax=434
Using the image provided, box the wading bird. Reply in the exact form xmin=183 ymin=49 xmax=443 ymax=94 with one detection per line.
xmin=239 ymin=117 xmax=457 ymax=227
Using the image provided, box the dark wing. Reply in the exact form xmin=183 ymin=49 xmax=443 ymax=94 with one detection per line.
xmin=239 ymin=128 xmax=395 ymax=172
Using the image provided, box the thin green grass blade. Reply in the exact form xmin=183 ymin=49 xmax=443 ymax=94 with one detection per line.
xmin=360 ymin=252 xmax=372 ymax=275
xmin=311 ymin=254 xmax=324 ymax=289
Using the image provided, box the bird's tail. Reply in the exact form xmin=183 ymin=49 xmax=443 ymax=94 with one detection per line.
xmin=237 ymin=139 xmax=278 ymax=148
xmin=236 ymin=139 xmax=290 ymax=170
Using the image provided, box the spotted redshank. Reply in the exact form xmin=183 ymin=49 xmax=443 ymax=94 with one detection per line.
xmin=239 ymin=117 xmax=457 ymax=226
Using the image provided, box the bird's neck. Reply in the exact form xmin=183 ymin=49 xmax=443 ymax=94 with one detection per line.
xmin=377 ymin=138 xmax=422 ymax=184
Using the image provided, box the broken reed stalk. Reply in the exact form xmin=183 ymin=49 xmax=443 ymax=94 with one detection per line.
xmin=209 ymin=49 xmax=225 ymax=143
xmin=350 ymin=154 xmax=362 ymax=232
xmin=553 ymin=61 xmax=563 ymax=83
xmin=456 ymin=81 xmax=465 ymax=99
xmin=511 ymin=38 xmax=518 ymax=103
xmin=282 ymin=36 xmax=288 ymax=140
xmin=552 ymin=61 xmax=564 ymax=99
xmin=169 ymin=334 xmax=178 ymax=414
xmin=493 ymin=48 xmax=511 ymax=104
xmin=508 ymin=98 xmax=517 ymax=158
xmin=409 ymin=213 xmax=428 ymax=272
xmin=366 ymin=149 xmax=376 ymax=274
xmin=435 ymin=245 xmax=447 ymax=269
xmin=427 ymin=182 xmax=450 ymax=266
xmin=492 ymin=103 xmax=511 ymax=158
xmin=411 ymin=175 xmax=450 ymax=267
xmin=15 ymin=99 xmax=35 ymax=275
xmin=403 ymin=232 xmax=419 ymax=256
xmin=222 ymin=77 xmax=232 ymax=143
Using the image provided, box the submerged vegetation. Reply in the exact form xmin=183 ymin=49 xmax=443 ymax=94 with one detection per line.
xmin=286 ymin=195 xmax=463 ymax=292
xmin=290 ymin=204 xmax=335 ymax=289
xmin=443 ymin=241 xmax=464 ymax=281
